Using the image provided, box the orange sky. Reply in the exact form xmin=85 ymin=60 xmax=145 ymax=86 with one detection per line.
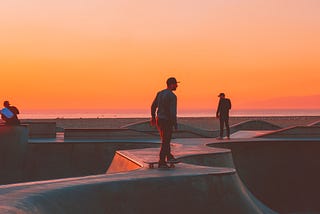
xmin=1 ymin=1 xmax=320 ymax=112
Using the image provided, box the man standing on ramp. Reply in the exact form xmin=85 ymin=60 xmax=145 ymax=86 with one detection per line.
xmin=216 ymin=93 xmax=232 ymax=140
xmin=151 ymin=77 xmax=179 ymax=168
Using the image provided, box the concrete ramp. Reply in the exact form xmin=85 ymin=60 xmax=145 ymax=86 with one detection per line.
xmin=122 ymin=120 xmax=217 ymax=138
xmin=308 ymin=120 xmax=320 ymax=126
xmin=230 ymin=120 xmax=281 ymax=131
xmin=257 ymin=126 xmax=320 ymax=138
xmin=123 ymin=119 xmax=281 ymax=139
xmin=230 ymin=130 xmax=274 ymax=138
xmin=0 ymin=137 xmax=275 ymax=214
xmin=0 ymin=164 xmax=274 ymax=214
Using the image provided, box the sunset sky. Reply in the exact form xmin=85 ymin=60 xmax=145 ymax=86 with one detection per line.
xmin=1 ymin=0 xmax=320 ymax=114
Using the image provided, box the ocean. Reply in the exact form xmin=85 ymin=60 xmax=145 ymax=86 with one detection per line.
xmin=19 ymin=109 xmax=320 ymax=119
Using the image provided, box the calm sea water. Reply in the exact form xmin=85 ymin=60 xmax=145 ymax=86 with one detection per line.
xmin=19 ymin=109 xmax=320 ymax=119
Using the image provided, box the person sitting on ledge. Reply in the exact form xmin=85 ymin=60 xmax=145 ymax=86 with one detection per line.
xmin=1 ymin=101 xmax=20 ymax=125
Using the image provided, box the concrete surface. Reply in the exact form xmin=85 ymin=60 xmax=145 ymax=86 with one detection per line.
xmin=1 ymin=122 xmax=320 ymax=213
xmin=213 ymin=139 xmax=320 ymax=213
xmin=230 ymin=130 xmax=273 ymax=138
xmin=22 ymin=122 xmax=56 ymax=138
xmin=257 ymin=126 xmax=320 ymax=138
xmin=0 ymin=125 xmax=277 ymax=213
xmin=0 ymin=166 xmax=273 ymax=214
xmin=0 ymin=140 xmax=275 ymax=214
xmin=0 ymin=125 xmax=29 ymax=184
xmin=123 ymin=119 xmax=281 ymax=138
xmin=64 ymin=128 xmax=156 ymax=139
xmin=308 ymin=120 xmax=320 ymax=126
xmin=0 ymin=126 xmax=159 ymax=184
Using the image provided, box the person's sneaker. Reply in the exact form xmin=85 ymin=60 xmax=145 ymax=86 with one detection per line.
xmin=216 ymin=137 xmax=223 ymax=140
xmin=226 ymin=137 xmax=231 ymax=140
xmin=158 ymin=163 xmax=170 ymax=168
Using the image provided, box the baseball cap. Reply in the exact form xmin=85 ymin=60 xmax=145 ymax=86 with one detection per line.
xmin=166 ymin=77 xmax=180 ymax=85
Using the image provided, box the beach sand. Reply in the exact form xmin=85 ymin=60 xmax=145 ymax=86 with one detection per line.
xmin=21 ymin=116 xmax=320 ymax=131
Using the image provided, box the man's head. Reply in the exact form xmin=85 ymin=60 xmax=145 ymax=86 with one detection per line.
xmin=166 ymin=77 xmax=179 ymax=91
xmin=218 ymin=93 xmax=225 ymax=99
xmin=3 ymin=101 xmax=10 ymax=107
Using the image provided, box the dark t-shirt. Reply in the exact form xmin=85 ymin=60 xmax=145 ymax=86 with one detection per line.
xmin=216 ymin=98 xmax=231 ymax=119
xmin=151 ymin=89 xmax=177 ymax=126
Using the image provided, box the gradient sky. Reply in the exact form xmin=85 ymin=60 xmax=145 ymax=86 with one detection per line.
xmin=1 ymin=0 xmax=320 ymax=112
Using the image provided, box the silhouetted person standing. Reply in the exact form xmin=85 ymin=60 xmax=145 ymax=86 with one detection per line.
xmin=216 ymin=93 xmax=231 ymax=140
xmin=151 ymin=77 xmax=179 ymax=168
xmin=1 ymin=101 xmax=20 ymax=125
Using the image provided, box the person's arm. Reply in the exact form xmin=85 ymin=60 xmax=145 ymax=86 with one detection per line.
xmin=14 ymin=106 xmax=20 ymax=114
xmin=150 ymin=93 xmax=158 ymax=126
xmin=228 ymin=99 xmax=232 ymax=110
xmin=216 ymin=100 xmax=221 ymax=118
xmin=170 ymin=95 xmax=178 ymax=130
xmin=10 ymin=106 xmax=19 ymax=115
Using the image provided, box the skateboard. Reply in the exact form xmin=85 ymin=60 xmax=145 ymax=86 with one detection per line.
xmin=144 ymin=160 xmax=180 ymax=169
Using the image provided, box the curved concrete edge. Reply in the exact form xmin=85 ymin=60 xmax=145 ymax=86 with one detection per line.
xmin=230 ymin=120 xmax=281 ymax=131
xmin=122 ymin=119 xmax=282 ymax=138
xmin=106 ymin=144 xmax=232 ymax=174
xmin=307 ymin=120 xmax=320 ymax=126
xmin=179 ymin=151 xmax=235 ymax=168
xmin=256 ymin=126 xmax=320 ymax=138
xmin=104 ymin=143 xmax=275 ymax=214
xmin=0 ymin=135 xmax=276 ymax=214
xmin=0 ymin=167 xmax=274 ymax=214
xmin=0 ymin=125 xmax=276 ymax=213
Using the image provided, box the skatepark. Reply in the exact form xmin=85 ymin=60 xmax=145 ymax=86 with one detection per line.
xmin=1 ymin=119 xmax=320 ymax=213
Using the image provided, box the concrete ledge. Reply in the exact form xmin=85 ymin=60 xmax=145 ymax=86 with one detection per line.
xmin=64 ymin=128 xmax=155 ymax=139
xmin=23 ymin=122 xmax=56 ymax=138
xmin=0 ymin=125 xmax=28 ymax=184
xmin=0 ymin=164 xmax=274 ymax=214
